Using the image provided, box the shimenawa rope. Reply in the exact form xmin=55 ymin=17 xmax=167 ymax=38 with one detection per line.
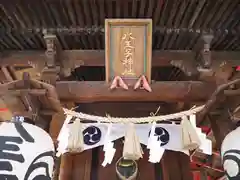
xmin=63 ymin=105 xmax=204 ymax=123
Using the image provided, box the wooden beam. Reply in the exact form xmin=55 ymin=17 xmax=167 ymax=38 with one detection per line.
xmin=0 ymin=51 xmax=46 ymax=67
xmin=56 ymin=81 xmax=216 ymax=102
xmin=1 ymin=50 xmax=239 ymax=67
xmin=1 ymin=67 xmax=13 ymax=82
xmin=75 ymin=102 xmax=175 ymax=117
xmin=0 ymin=67 xmax=24 ymax=121
xmin=0 ymin=89 xmax=46 ymax=96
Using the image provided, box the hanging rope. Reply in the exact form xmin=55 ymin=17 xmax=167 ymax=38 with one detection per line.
xmin=63 ymin=105 xmax=204 ymax=123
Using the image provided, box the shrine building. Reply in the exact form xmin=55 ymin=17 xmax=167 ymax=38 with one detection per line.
xmin=0 ymin=0 xmax=239 ymax=180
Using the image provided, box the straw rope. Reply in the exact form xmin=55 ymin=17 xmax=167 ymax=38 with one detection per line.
xmin=63 ymin=105 xmax=205 ymax=123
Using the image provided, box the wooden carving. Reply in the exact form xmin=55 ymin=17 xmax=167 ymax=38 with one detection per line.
xmin=201 ymin=34 xmax=214 ymax=69
xmin=44 ymin=34 xmax=58 ymax=67
xmin=105 ymin=19 xmax=152 ymax=89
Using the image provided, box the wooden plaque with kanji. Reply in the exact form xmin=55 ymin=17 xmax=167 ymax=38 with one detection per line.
xmin=105 ymin=19 xmax=152 ymax=83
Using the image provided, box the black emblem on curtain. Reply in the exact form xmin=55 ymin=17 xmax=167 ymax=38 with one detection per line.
xmin=148 ymin=127 xmax=170 ymax=146
xmin=83 ymin=126 xmax=102 ymax=145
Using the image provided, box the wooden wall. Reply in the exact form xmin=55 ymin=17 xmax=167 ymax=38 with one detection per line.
xmin=58 ymin=147 xmax=192 ymax=180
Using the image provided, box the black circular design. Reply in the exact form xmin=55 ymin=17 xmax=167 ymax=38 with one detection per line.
xmin=83 ymin=126 xmax=102 ymax=145
xmin=148 ymin=127 xmax=170 ymax=146
xmin=24 ymin=151 xmax=54 ymax=180
xmin=223 ymin=149 xmax=240 ymax=180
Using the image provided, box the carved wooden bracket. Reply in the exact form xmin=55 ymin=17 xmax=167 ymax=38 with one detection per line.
xmin=1 ymin=71 xmax=62 ymax=130
xmin=42 ymin=31 xmax=61 ymax=84
xmin=60 ymin=59 xmax=83 ymax=77
xmin=200 ymin=34 xmax=214 ymax=69
xmin=43 ymin=30 xmax=83 ymax=78
xmin=43 ymin=33 xmax=58 ymax=68
xmin=41 ymin=67 xmax=60 ymax=85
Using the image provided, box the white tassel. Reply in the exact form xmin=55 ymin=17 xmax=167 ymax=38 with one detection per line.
xmin=189 ymin=114 xmax=197 ymax=128
xmin=66 ymin=118 xmax=84 ymax=153
xmin=56 ymin=115 xmax=72 ymax=157
xmin=57 ymin=115 xmax=72 ymax=142
xmin=123 ymin=123 xmax=143 ymax=160
xmin=181 ymin=115 xmax=201 ymax=151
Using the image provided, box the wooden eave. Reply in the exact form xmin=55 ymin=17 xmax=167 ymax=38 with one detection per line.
xmin=0 ymin=0 xmax=239 ymax=51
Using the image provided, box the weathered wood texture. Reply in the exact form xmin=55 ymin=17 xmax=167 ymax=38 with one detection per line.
xmin=0 ymin=67 xmax=23 ymax=120
xmin=56 ymin=81 xmax=216 ymax=102
xmin=208 ymin=113 xmax=234 ymax=150
xmin=0 ymin=78 xmax=62 ymax=113
xmin=0 ymin=0 xmax=238 ymax=52
xmin=198 ymin=68 xmax=240 ymax=149
xmin=50 ymin=111 xmax=66 ymax=142
xmin=76 ymin=102 xmax=176 ymax=117
xmin=65 ymin=148 xmax=192 ymax=180
xmin=0 ymin=98 xmax=12 ymax=120
xmin=72 ymin=151 xmax=92 ymax=180
xmin=209 ymin=78 xmax=240 ymax=148
xmin=59 ymin=154 xmax=74 ymax=180
xmin=1 ymin=50 xmax=239 ymax=68
xmin=137 ymin=149 xmax=156 ymax=180
xmin=163 ymin=151 xmax=193 ymax=180
xmin=97 ymin=141 xmax=123 ymax=180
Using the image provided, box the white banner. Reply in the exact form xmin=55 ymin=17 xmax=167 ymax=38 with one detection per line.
xmin=62 ymin=123 xmax=188 ymax=154
xmin=58 ymin=107 xmax=213 ymax=161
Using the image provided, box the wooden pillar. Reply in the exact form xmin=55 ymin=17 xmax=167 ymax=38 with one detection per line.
xmin=53 ymin=156 xmax=61 ymax=180
xmin=178 ymin=152 xmax=193 ymax=180
xmin=162 ymin=151 xmax=193 ymax=180
xmin=51 ymin=111 xmax=73 ymax=180
xmin=72 ymin=151 xmax=92 ymax=180
xmin=59 ymin=154 xmax=74 ymax=180
xmin=52 ymin=102 xmax=93 ymax=180
xmin=208 ymin=111 xmax=234 ymax=149
xmin=50 ymin=102 xmax=75 ymax=180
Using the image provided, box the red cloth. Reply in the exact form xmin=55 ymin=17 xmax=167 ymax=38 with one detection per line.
xmin=193 ymin=171 xmax=200 ymax=180
xmin=193 ymin=171 xmax=212 ymax=180
xmin=0 ymin=108 xmax=8 ymax=112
